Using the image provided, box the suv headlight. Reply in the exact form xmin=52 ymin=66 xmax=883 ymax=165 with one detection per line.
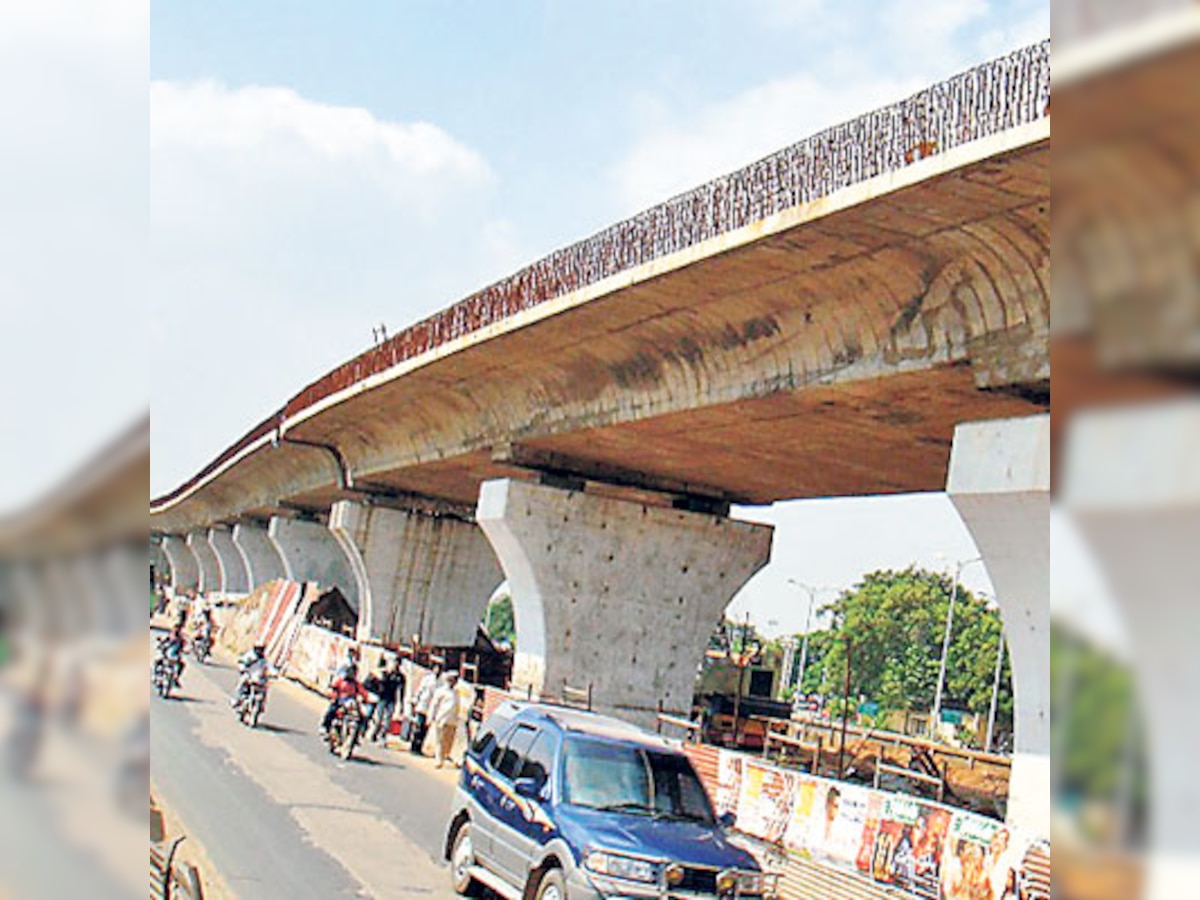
xmin=736 ymin=872 xmax=765 ymax=895
xmin=716 ymin=869 xmax=768 ymax=896
xmin=584 ymin=850 xmax=657 ymax=883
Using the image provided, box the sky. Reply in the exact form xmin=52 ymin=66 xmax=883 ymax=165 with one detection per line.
xmin=3 ymin=0 xmax=1056 ymax=635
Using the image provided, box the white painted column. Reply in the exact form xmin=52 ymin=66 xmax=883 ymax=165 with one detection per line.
xmin=476 ymin=478 xmax=773 ymax=728
xmin=1065 ymin=400 xmax=1200 ymax=898
xmin=267 ymin=516 xmax=359 ymax=611
xmin=328 ymin=501 xmax=503 ymax=646
xmin=187 ymin=530 xmax=221 ymax=595
xmin=208 ymin=527 xmax=249 ymax=595
xmin=232 ymin=523 xmax=286 ymax=588
xmin=947 ymin=414 xmax=1050 ymax=837
xmin=161 ymin=534 xmax=199 ymax=593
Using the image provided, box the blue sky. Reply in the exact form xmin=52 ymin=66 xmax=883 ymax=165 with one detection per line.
xmin=5 ymin=1 xmax=1055 ymax=634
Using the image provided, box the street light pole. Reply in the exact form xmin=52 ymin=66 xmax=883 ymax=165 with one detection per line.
xmin=985 ymin=630 xmax=1005 ymax=752
xmin=931 ymin=557 xmax=982 ymax=741
xmin=787 ymin=580 xmax=831 ymax=698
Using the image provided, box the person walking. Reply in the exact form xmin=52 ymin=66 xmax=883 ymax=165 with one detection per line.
xmin=409 ymin=665 xmax=440 ymax=755
xmin=428 ymin=671 xmax=462 ymax=769
xmin=370 ymin=659 xmax=405 ymax=743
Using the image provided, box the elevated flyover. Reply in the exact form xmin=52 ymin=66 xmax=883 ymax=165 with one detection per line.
xmin=152 ymin=43 xmax=1050 ymax=833
xmin=152 ymin=42 xmax=1048 ymax=531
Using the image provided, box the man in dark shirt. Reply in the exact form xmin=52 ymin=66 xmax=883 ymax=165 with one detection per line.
xmin=369 ymin=659 xmax=406 ymax=743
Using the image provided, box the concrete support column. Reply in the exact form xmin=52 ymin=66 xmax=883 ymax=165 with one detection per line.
xmin=476 ymin=478 xmax=773 ymax=728
xmin=232 ymin=523 xmax=286 ymax=588
xmin=187 ymin=530 xmax=221 ymax=595
xmin=104 ymin=541 xmax=149 ymax=635
xmin=161 ymin=534 xmax=199 ymax=593
xmin=267 ymin=516 xmax=359 ymax=611
xmin=208 ymin=527 xmax=249 ymax=595
xmin=150 ymin=541 xmax=168 ymax=588
xmin=329 ymin=501 xmax=503 ymax=646
xmin=947 ymin=415 xmax=1050 ymax=838
xmin=1065 ymin=400 xmax=1200 ymax=898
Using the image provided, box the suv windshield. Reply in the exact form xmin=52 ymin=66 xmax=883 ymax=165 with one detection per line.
xmin=562 ymin=737 xmax=714 ymax=824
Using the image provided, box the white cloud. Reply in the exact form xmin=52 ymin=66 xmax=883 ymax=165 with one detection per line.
xmin=611 ymin=72 xmax=924 ymax=213
xmin=151 ymin=81 xmax=490 ymax=186
xmin=150 ymin=82 xmax=520 ymax=496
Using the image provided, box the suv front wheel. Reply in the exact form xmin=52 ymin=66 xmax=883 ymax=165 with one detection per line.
xmin=534 ymin=868 xmax=566 ymax=900
xmin=450 ymin=822 xmax=480 ymax=896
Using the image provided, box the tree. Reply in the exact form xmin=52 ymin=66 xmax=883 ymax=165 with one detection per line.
xmin=483 ymin=592 xmax=515 ymax=647
xmin=810 ymin=568 xmax=1013 ymax=726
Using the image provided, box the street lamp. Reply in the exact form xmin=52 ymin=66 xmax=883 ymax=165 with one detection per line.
xmin=930 ymin=556 xmax=983 ymax=741
xmin=985 ymin=625 xmax=1006 ymax=753
xmin=786 ymin=580 xmax=835 ymax=699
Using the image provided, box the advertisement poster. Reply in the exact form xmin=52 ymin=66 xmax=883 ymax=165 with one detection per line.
xmin=736 ymin=761 xmax=797 ymax=843
xmin=783 ymin=778 xmax=873 ymax=870
xmin=940 ymin=812 xmax=1021 ymax=900
xmin=865 ymin=795 xmax=951 ymax=898
xmin=714 ymin=751 xmax=743 ymax=817
xmin=698 ymin=747 xmax=1047 ymax=900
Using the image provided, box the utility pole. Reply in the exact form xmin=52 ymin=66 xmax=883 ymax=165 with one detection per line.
xmin=985 ymin=630 xmax=1006 ymax=753
xmin=731 ymin=611 xmax=751 ymax=747
xmin=787 ymin=580 xmax=833 ymax=701
xmin=837 ymin=634 xmax=853 ymax=780
xmin=931 ymin=557 xmax=982 ymax=741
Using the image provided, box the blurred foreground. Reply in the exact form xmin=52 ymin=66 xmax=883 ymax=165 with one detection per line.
xmin=1054 ymin=2 xmax=1200 ymax=898
xmin=0 ymin=419 xmax=148 ymax=900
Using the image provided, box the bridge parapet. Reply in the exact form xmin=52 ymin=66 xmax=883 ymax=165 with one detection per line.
xmin=286 ymin=42 xmax=1049 ymax=420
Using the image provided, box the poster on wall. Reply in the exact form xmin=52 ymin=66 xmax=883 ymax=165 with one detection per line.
xmin=715 ymin=751 xmax=744 ymax=817
xmin=940 ymin=812 xmax=1021 ymax=900
xmin=865 ymin=795 xmax=951 ymax=898
xmin=736 ymin=761 xmax=798 ymax=843
xmin=701 ymin=748 xmax=1048 ymax=900
xmin=783 ymin=778 xmax=874 ymax=870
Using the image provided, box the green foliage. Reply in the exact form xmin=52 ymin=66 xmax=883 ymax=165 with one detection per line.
xmin=1053 ymin=625 xmax=1145 ymax=805
xmin=484 ymin=592 xmax=515 ymax=647
xmin=810 ymin=568 xmax=1013 ymax=726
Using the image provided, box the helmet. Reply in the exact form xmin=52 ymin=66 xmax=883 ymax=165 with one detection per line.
xmin=253 ymin=644 xmax=265 ymax=657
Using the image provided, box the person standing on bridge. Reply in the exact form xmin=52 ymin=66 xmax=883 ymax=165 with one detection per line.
xmin=428 ymin=671 xmax=461 ymax=768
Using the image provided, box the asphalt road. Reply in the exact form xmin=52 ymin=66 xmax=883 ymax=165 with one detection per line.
xmin=150 ymin=641 xmax=463 ymax=899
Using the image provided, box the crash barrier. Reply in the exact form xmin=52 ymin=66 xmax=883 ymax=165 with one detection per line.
xmin=150 ymin=836 xmax=203 ymax=900
xmin=681 ymin=744 xmax=1051 ymax=900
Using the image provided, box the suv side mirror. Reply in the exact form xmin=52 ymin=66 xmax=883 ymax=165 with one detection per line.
xmin=717 ymin=812 xmax=736 ymax=829
xmin=513 ymin=777 xmax=541 ymax=799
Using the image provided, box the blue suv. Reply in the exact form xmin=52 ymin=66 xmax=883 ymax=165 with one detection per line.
xmin=444 ymin=702 xmax=776 ymax=899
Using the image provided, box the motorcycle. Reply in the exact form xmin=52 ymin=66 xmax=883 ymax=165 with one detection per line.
xmin=153 ymin=653 xmax=183 ymax=699
xmin=236 ymin=679 xmax=268 ymax=729
xmin=327 ymin=697 xmax=364 ymax=760
xmin=192 ymin=632 xmax=213 ymax=664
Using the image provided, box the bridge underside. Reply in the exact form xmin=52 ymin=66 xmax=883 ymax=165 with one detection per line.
xmin=284 ymin=365 xmax=1042 ymax=514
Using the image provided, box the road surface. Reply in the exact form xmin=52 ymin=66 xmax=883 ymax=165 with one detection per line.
xmin=151 ymin=640 xmax=463 ymax=898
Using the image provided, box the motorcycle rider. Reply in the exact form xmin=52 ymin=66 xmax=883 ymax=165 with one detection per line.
xmin=320 ymin=666 xmax=370 ymax=737
xmin=193 ymin=607 xmax=216 ymax=657
xmin=231 ymin=644 xmax=271 ymax=708
xmin=155 ymin=625 xmax=187 ymax=687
